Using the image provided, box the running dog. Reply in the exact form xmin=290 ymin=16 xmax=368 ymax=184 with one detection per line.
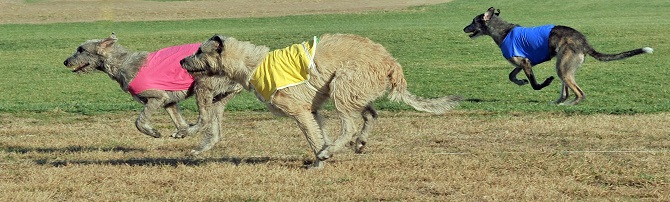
xmin=463 ymin=7 xmax=653 ymax=105
xmin=63 ymin=33 xmax=241 ymax=138
xmin=180 ymin=34 xmax=461 ymax=168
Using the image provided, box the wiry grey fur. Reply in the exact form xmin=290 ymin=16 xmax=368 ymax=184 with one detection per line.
xmin=63 ymin=33 xmax=241 ymax=138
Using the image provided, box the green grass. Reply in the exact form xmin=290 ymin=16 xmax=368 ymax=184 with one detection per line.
xmin=0 ymin=0 xmax=668 ymax=115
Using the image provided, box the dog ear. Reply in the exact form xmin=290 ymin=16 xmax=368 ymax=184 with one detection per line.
xmin=483 ymin=7 xmax=496 ymax=21
xmin=97 ymin=33 xmax=118 ymax=52
xmin=209 ymin=34 xmax=226 ymax=54
xmin=495 ymin=9 xmax=500 ymax=16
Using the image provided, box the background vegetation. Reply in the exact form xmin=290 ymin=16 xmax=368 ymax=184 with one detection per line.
xmin=0 ymin=0 xmax=667 ymax=115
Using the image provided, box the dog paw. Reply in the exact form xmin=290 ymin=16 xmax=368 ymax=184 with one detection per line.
xmin=354 ymin=140 xmax=367 ymax=154
xmin=317 ymin=149 xmax=332 ymax=161
xmin=309 ymin=160 xmax=325 ymax=169
xmin=170 ymin=129 xmax=189 ymax=138
xmin=542 ymin=76 xmax=555 ymax=85
xmin=514 ymin=79 xmax=529 ymax=86
xmin=185 ymin=125 xmax=203 ymax=136
xmin=146 ymin=129 xmax=161 ymax=138
xmin=189 ymin=150 xmax=202 ymax=157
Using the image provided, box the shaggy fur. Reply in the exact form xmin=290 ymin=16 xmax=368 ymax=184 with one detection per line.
xmin=63 ymin=33 xmax=242 ymax=138
xmin=464 ymin=7 xmax=653 ymax=105
xmin=180 ymin=33 xmax=461 ymax=168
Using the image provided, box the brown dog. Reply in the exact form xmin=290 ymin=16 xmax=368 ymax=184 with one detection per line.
xmin=180 ymin=33 xmax=461 ymax=168
xmin=464 ymin=7 xmax=653 ymax=105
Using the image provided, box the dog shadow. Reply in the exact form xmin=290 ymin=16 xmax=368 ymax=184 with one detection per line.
xmin=3 ymin=144 xmax=307 ymax=168
xmin=465 ymin=98 xmax=500 ymax=103
xmin=38 ymin=157 xmax=319 ymax=169
xmin=466 ymin=98 xmax=544 ymax=103
xmin=1 ymin=145 xmax=146 ymax=154
xmin=38 ymin=156 xmax=284 ymax=167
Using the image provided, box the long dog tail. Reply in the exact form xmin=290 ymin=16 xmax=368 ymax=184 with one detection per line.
xmin=386 ymin=61 xmax=461 ymax=115
xmin=587 ymin=46 xmax=653 ymax=62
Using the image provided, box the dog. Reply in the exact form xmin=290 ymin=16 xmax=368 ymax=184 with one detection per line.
xmin=463 ymin=7 xmax=653 ymax=105
xmin=63 ymin=33 xmax=242 ymax=138
xmin=180 ymin=33 xmax=461 ymax=168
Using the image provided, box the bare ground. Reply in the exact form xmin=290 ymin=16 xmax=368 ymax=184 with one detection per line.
xmin=0 ymin=0 xmax=452 ymax=24
xmin=1 ymin=111 xmax=669 ymax=200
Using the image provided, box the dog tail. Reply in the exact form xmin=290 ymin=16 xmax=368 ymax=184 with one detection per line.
xmin=587 ymin=46 xmax=653 ymax=62
xmin=386 ymin=62 xmax=461 ymax=115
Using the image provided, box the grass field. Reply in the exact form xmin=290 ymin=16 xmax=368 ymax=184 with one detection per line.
xmin=1 ymin=0 xmax=670 ymax=201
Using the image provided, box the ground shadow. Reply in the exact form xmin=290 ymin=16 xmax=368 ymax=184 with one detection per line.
xmin=3 ymin=143 xmax=309 ymax=168
xmin=465 ymin=98 xmax=500 ymax=103
xmin=35 ymin=155 xmax=306 ymax=168
xmin=1 ymin=144 xmax=146 ymax=154
xmin=466 ymin=98 xmax=544 ymax=103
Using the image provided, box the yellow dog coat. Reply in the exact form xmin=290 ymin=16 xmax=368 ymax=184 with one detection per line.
xmin=250 ymin=37 xmax=318 ymax=103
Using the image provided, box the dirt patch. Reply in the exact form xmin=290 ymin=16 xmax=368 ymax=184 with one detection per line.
xmin=0 ymin=0 xmax=452 ymax=24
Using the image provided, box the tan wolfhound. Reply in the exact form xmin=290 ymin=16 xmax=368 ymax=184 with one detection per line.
xmin=181 ymin=33 xmax=461 ymax=168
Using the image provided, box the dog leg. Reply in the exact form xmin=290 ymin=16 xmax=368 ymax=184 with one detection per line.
xmin=312 ymin=111 xmax=331 ymax=146
xmin=189 ymin=113 xmax=220 ymax=156
xmin=164 ymin=103 xmax=189 ymax=138
xmin=561 ymin=75 xmax=584 ymax=105
xmin=510 ymin=57 xmax=554 ymax=90
xmin=176 ymin=88 xmax=215 ymax=138
xmin=508 ymin=67 xmax=529 ymax=86
xmin=556 ymin=52 xmax=586 ymax=105
xmin=292 ymin=112 xmax=329 ymax=167
xmin=326 ymin=104 xmax=373 ymax=157
xmin=325 ymin=111 xmax=358 ymax=158
xmin=271 ymin=87 xmax=329 ymax=168
xmin=554 ymin=81 xmax=570 ymax=104
xmin=135 ymin=98 xmax=164 ymax=138
xmin=352 ymin=105 xmax=378 ymax=154
xmin=189 ymin=99 xmax=226 ymax=156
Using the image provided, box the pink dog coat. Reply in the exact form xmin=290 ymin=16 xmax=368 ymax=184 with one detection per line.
xmin=127 ymin=43 xmax=199 ymax=95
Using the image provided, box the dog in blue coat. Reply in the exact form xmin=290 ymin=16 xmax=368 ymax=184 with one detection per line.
xmin=464 ymin=7 xmax=653 ymax=105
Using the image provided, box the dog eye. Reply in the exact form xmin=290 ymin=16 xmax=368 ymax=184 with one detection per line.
xmin=77 ymin=47 xmax=85 ymax=53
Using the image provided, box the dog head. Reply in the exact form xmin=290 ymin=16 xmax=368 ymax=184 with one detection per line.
xmin=463 ymin=7 xmax=500 ymax=38
xmin=180 ymin=34 xmax=227 ymax=78
xmin=63 ymin=33 xmax=118 ymax=73
xmin=181 ymin=34 xmax=269 ymax=83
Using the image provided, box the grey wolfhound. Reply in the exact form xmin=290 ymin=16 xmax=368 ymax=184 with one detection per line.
xmin=63 ymin=33 xmax=242 ymax=138
xmin=464 ymin=7 xmax=653 ymax=105
xmin=180 ymin=33 xmax=461 ymax=168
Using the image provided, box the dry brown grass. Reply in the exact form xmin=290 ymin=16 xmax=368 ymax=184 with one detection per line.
xmin=1 ymin=111 xmax=669 ymax=201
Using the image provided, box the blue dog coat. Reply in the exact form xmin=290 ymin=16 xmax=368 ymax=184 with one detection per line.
xmin=500 ymin=25 xmax=555 ymax=66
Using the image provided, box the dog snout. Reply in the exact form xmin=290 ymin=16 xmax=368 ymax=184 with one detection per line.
xmin=463 ymin=24 xmax=474 ymax=33
xmin=63 ymin=59 xmax=70 ymax=67
xmin=180 ymin=58 xmax=185 ymax=66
